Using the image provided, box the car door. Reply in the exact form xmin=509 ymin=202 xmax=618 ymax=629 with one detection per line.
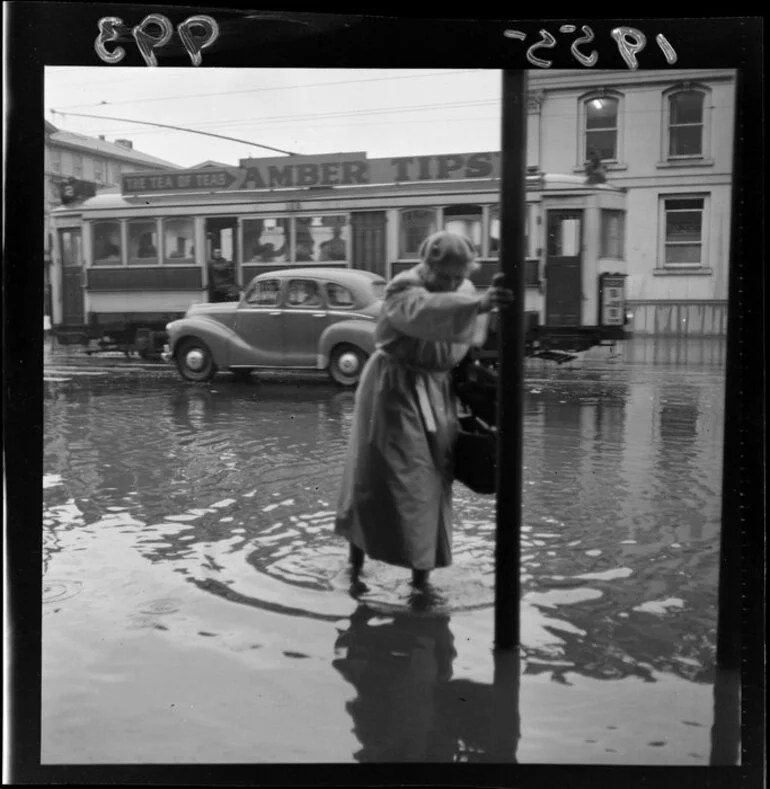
xmin=281 ymin=278 xmax=329 ymax=367
xmin=230 ymin=278 xmax=284 ymax=366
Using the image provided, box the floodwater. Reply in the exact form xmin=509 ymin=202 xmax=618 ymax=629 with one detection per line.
xmin=41 ymin=339 xmax=727 ymax=764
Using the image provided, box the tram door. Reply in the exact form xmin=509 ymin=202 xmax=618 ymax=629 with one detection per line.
xmin=205 ymin=217 xmax=239 ymax=284
xmin=350 ymin=211 xmax=387 ymax=278
xmin=59 ymin=228 xmax=84 ymax=326
xmin=545 ymin=210 xmax=583 ymax=327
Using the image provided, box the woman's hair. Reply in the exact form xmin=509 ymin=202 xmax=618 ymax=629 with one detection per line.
xmin=418 ymin=230 xmax=480 ymax=273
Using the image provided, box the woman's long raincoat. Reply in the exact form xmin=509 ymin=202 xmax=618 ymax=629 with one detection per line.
xmin=334 ymin=266 xmax=489 ymax=571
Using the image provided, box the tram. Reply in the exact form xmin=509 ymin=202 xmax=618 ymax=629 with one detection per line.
xmin=49 ymin=149 xmax=632 ymax=360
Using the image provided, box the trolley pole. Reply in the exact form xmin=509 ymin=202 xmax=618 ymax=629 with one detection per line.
xmin=494 ymin=69 xmax=528 ymax=650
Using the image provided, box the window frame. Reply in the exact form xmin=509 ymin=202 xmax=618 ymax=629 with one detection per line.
xmin=126 ymin=218 xmax=161 ymax=266
xmin=241 ymin=215 xmax=292 ymax=264
xmin=398 ymin=207 xmax=440 ymax=259
xmin=294 ymin=213 xmax=350 ymax=264
xmin=90 ymin=219 xmax=125 ymax=268
xmin=284 ymin=278 xmax=324 ymax=309
xmin=662 ymin=84 xmax=712 ymax=163
xmin=244 ymin=277 xmax=282 ymax=306
xmin=658 ymin=194 xmax=710 ymax=270
xmin=576 ymin=89 xmax=625 ymax=168
xmin=160 ymin=216 xmax=196 ymax=266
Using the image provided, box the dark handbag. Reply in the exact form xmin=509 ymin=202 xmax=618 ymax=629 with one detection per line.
xmin=453 ymin=415 xmax=497 ymax=495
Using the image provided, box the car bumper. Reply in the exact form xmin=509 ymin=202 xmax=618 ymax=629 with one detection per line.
xmin=161 ymin=344 xmax=172 ymax=363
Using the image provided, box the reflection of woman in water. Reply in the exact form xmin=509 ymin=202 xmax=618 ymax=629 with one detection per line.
xmin=332 ymin=602 xmax=519 ymax=762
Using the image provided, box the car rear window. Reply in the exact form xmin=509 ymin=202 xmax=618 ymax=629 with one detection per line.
xmin=326 ymin=283 xmax=355 ymax=308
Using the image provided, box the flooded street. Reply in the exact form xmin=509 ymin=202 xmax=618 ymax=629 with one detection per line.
xmin=42 ymin=339 xmax=726 ymax=764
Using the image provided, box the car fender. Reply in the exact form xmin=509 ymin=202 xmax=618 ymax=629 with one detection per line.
xmin=168 ymin=316 xmax=236 ymax=364
xmin=317 ymin=320 xmax=376 ymax=369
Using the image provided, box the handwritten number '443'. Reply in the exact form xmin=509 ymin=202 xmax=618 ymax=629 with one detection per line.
xmin=95 ymin=15 xmax=219 ymax=67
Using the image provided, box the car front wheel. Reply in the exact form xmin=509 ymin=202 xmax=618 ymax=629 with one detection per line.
xmin=329 ymin=344 xmax=367 ymax=387
xmin=175 ymin=338 xmax=217 ymax=382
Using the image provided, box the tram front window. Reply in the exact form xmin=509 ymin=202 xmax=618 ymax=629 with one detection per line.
xmin=92 ymin=220 xmax=122 ymax=265
xmin=243 ymin=217 xmax=290 ymax=263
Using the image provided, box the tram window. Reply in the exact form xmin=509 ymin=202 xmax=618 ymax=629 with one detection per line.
xmin=243 ymin=217 xmax=289 ymax=263
xmin=601 ymin=210 xmax=625 ymax=259
xmin=162 ymin=218 xmax=194 ymax=263
xmin=245 ymin=279 xmax=281 ymax=306
xmin=92 ymin=220 xmax=122 ymax=266
xmin=295 ymin=215 xmax=348 ymax=262
xmin=443 ymin=205 xmax=482 ymax=254
xmin=128 ymin=221 xmax=159 ymax=265
xmin=488 ymin=206 xmax=531 ymax=258
xmin=400 ymin=209 xmax=437 ymax=258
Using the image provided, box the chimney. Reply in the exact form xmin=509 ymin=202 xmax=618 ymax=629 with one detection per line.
xmin=99 ymin=135 xmax=105 ymax=140
xmin=115 ymin=139 xmax=133 ymax=150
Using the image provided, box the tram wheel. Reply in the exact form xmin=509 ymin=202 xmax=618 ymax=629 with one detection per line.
xmin=329 ymin=344 xmax=367 ymax=387
xmin=176 ymin=338 xmax=217 ymax=382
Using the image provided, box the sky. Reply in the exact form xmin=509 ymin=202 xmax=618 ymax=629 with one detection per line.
xmin=44 ymin=67 xmax=505 ymax=169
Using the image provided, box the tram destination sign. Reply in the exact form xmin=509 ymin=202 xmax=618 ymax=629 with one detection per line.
xmin=121 ymin=151 xmax=502 ymax=195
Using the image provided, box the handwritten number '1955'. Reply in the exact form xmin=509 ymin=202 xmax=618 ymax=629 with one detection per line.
xmin=95 ymin=14 xmax=219 ymax=67
xmin=504 ymin=25 xmax=677 ymax=70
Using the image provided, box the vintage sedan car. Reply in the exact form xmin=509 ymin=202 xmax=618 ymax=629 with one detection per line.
xmin=164 ymin=267 xmax=386 ymax=386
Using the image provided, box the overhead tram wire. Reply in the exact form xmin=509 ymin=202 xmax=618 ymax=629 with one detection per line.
xmin=49 ymin=110 xmax=299 ymax=157
xmin=51 ymin=70 xmax=482 ymax=110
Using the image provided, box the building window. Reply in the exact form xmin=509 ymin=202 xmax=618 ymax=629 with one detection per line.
xmin=600 ymin=210 xmax=625 ymax=259
xmin=128 ymin=220 xmax=159 ymax=265
xmin=92 ymin=220 xmax=122 ymax=266
xmin=668 ymin=90 xmax=705 ymax=158
xmin=93 ymin=158 xmax=104 ymax=184
xmin=443 ymin=204 xmax=482 ymax=255
xmin=584 ymin=95 xmax=619 ymax=161
xmin=399 ymin=209 xmax=437 ymax=258
xmin=162 ymin=217 xmax=194 ymax=263
xmin=243 ymin=217 xmax=290 ymax=262
xmin=295 ymin=215 xmax=348 ymax=262
xmin=662 ymin=197 xmax=705 ymax=267
xmin=72 ymin=154 xmax=83 ymax=178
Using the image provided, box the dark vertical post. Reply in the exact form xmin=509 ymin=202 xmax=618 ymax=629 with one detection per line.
xmin=494 ymin=70 xmax=528 ymax=650
xmin=709 ymin=64 xmax=749 ymax=767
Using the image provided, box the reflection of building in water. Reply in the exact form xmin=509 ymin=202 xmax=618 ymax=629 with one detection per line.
xmin=332 ymin=604 xmax=518 ymax=762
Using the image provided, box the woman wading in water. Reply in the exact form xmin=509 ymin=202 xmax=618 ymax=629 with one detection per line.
xmin=334 ymin=230 xmax=512 ymax=590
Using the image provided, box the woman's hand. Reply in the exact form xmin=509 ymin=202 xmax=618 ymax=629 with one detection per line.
xmin=479 ymin=283 xmax=514 ymax=313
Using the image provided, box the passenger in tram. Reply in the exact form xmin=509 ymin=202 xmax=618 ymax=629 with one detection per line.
xmin=335 ymin=230 xmax=513 ymax=591
xmin=136 ymin=233 xmax=157 ymax=258
xmin=320 ymin=226 xmax=346 ymax=261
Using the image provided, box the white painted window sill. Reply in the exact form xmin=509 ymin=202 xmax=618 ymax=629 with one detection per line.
xmin=653 ymin=267 xmax=713 ymax=276
xmin=572 ymin=163 xmax=628 ymax=174
xmin=656 ymin=158 xmax=715 ymax=169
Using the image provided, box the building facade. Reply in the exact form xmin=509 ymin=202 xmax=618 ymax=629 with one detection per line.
xmin=527 ymin=68 xmax=735 ymax=336
xmin=44 ymin=120 xmax=180 ymax=319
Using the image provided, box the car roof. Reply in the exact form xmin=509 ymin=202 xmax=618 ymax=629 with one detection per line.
xmin=254 ymin=267 xmax=385 ymax=285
